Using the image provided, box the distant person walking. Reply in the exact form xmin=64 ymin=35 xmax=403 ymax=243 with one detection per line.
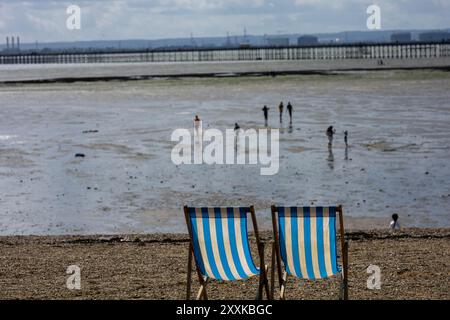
xmin=194 ymin=115 xmax=202 ymax=129
xmin=194 ymin=115 xmax=201 ymax=131
xmin=286 ymin=102 xmax=293 ymax=123
xmin=193 ymin=116 xmax=202 ymax=154
xmin=262 ymin=105 xmax=269 ymax=125
xmin=326 ymin=126 xmax=336 ymax=146
xmin=278 ymin=102 xmax=284 ymax=123
xmin=344 ymin=131 xmax=348 ymax=147
xmin=234 ymin=123 xmax=241 ymax=151
xmin=390 ymin=213 xmax=400 ymax=230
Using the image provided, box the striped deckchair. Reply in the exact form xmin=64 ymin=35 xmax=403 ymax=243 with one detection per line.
xmin=184 ymin=206 xmax=270 ymax=300
xmin=271 ymin=205 xmax=349 ymax=300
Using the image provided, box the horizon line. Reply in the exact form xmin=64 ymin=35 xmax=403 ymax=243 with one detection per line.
xmin=3 ymin=27 xmax=450 ymax=46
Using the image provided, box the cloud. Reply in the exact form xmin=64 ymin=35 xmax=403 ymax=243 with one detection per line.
xmin=0 ymin=0 xmax=448 ymax=42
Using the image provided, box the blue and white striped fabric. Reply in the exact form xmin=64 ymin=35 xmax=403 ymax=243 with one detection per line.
xmin=277 ymin=207 xmax=340 ymax=280
xmin=188 ymin=207 xmax=260 ymax=281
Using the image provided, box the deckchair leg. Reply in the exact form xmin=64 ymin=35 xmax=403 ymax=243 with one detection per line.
xmin=264 ymin=265 xmax=270 ymax=300
xmin=196 ymin=277 xmax=209 ymax=300
xmin=257 ymin=242 xmax=269 ymax=300
xmin=186 ymin=244 xmax=193 ymax=300
xmin=270 ymin=242 xmax=276 ymax=300
xmin=342 ymin=241 xmax=349 ymax=300
xmin=337 ymin=206 xmax=349 ymax=300
xmin=196 ymin=285 xmax=205 ymax=300
xmin=280 ymin=271 xmax=287 ymax=300
xmin=202 ymin=280 xmax=208 ymax=300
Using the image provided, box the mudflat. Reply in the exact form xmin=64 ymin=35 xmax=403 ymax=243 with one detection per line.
xmin=1 ymin=70 xmax=450 ymax=235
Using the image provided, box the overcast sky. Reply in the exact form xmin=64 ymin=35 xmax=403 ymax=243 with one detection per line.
xmin=1 ymin=0 xmax=449 ymax=43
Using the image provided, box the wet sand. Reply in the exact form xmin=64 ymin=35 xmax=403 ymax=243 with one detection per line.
xmin=1 ymin=70 xmax=450 ymax=234
xmin=0 ymin=229 xmax=448 ymax=300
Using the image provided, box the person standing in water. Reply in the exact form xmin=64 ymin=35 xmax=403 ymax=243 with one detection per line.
xmin=234 ymin=123 xmax=241 ymax=151
xmin=278 ymin=102 xmax=284 ymax=123
xmin=193 ymin=116 xmax=202 ymax=162
xmin=286 ymin=102 xmax=293 ymax=123
xmin=262 ymin=105 xmax=269 ymax=125
xmin=194 ymin=115 xmax=201 ymax=131
xmin=344 ymin=131 xmax=348 ymax=147
xmin=326 ymin=126 xmax=336 ymax=146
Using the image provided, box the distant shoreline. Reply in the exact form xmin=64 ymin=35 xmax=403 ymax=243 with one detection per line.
xmin=1 ymin=228 xmax=449 ymax=244
xmin=2 ymin=65 xmax=450 ymax=85
xmin=2 ymin=57 xmax=450 ymax=84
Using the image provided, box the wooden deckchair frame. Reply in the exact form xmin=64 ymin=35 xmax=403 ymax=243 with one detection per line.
xmin=184 ymin=205 xmax=270 ymax=300
xmin=270 ymin=205 xmax=349 ymax=300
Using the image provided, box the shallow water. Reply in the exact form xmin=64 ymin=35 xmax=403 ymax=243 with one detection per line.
xmin=0 ymin=70 xmax=450 ymax=234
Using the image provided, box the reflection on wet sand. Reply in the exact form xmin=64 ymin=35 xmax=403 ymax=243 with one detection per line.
xmin=327 ymin=145 xmax=335 ymax=170
xmin=288 ymin=124 xmax=293 ymax=134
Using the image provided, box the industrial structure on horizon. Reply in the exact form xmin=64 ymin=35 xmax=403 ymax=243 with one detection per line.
xmin=391 ymin=33 xmax=412 ymax=43
xmin=2 ymin=30 xmax=450 ymax=54
xmin=419 ymin=31 xmax=450 ymax=42
xmin=297 ymin=35 xmax=319 ymax=46
xmin=1 ymin=30 xmax=449 ymax=64
xmin=4 ymin=36 xmax=21 ymax=52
